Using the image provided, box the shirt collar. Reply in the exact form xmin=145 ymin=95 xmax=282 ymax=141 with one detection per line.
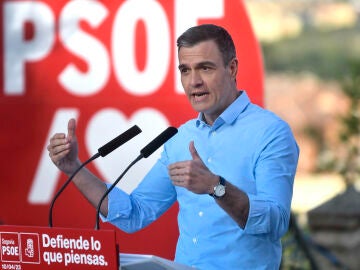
xmin=196 ymin=91 xmax=251 ymax=128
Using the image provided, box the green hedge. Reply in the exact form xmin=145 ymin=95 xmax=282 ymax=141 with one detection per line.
xmin=261 ymin=24 xmax=360 ymax=80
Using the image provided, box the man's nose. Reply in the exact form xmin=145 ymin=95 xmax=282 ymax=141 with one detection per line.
xmin=189 ymin=70 xmax=203 ymax=87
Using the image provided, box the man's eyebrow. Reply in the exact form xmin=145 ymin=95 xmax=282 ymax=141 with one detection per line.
xmin=178 ymin=64 xmax=187 ymax=70
xmin=197 ymin=61 xmax=216 ymax=68
xmin=178 ymin=61 xmax=216 ymax=70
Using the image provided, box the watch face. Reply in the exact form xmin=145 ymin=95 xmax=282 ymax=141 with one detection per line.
xmin=215 ymin=185 xmax=226 ymax=197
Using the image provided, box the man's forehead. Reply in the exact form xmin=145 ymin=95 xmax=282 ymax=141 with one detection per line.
xmin=178 ymin=40 xmax=221 ymax=63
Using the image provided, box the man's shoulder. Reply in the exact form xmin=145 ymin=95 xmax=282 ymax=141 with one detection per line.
xmin=245 ymin=103 xmax=286 ymax=124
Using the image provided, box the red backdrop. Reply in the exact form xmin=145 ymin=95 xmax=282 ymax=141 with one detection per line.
xmin=0 ymin=0 xmax=263 ymax=259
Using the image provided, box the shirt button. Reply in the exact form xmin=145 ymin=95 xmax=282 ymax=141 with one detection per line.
xmin=192 ymin=237 xmax=197 ymax=244
xmin=207 ymin=157 xmax=212 ymax=163
xmin=211 ymin=131 xmax=216 ymax=136
xmin=198 ymin=211 xmax=203 ymax=217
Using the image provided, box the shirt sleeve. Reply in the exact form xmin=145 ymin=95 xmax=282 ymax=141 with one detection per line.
xmin=243 ymin=120 xmax=299 ymax=241
xmin=101 ymin=150 xmax=177 ymax=233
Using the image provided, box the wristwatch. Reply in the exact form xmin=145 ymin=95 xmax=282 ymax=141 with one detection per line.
xmin=210 ymin=176 xmax=226 ymax=199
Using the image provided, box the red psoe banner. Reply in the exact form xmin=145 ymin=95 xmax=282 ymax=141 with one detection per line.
xmin=0 ymin=225 xmax=118 ymax=270
xmin=0 ymin=0 xmax=263 ymax=259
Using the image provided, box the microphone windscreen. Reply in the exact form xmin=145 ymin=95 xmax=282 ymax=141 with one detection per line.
xmin=98 ymin=125 xmax=142 ymax=157
xmin=140 ymin=127 xmax=178 ymax=158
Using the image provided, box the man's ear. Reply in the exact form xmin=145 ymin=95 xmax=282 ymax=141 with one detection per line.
xmin=228 ymin=58 xmax=238 ymax=79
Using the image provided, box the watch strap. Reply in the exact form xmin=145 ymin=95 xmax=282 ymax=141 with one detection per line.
xmin=209 ymin=176 xmax=226 ymax=198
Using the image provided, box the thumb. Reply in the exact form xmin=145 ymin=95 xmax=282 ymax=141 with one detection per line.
xmin=67 ymin=118 xmax=77 ymax=142
xmin=189 ymin=141 xmax=203 ymax=162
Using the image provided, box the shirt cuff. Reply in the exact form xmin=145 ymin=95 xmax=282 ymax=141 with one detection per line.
xmin=243 ymin=195 xmax=271 ymax=235
xmin=100 ymin=183 xmax=132 ymax=222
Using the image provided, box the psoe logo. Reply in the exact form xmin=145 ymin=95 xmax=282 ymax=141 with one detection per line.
xmin=20 ymin=233 xmax=40 ymax=264
xmin=1 ymin=232 xmax=20 ymax=262
xmin=0 ymin=232 xmax=40 ymax=264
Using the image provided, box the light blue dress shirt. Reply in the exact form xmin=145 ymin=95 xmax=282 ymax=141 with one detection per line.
xmin=104 ymin=91 xmax=299 ymax=270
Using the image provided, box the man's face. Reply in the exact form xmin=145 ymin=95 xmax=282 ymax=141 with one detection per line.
xmin=178 ymin=40 xmax=238 ymax=125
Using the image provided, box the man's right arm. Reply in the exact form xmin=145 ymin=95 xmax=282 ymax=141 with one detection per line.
xmin=47 ymin=118 xmax=109 ymax=216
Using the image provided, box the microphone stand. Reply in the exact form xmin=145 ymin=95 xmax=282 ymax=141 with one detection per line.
xmin=49 ymin=153 xmax=100 ymax=227
xmin=48 ymin=125 xmax=142 ymax=227
xmin=94 ymin=126 xmax=177 ymax=230
xmin=95 ymin=154 xmax=143 ymax=230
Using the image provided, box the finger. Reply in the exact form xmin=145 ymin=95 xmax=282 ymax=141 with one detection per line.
xmin=67 ymin=118 xmax=76 ymax=142
xmin=168 ymin=167 xmax=184 ymax=179
xmin=50 ymin=148 xmax=70 ymax=164
xmin=48 ymin=134 xmax=66 ymax=151
xmin=50 ymin=133 xmax=66 ymax=143
xmin=50 ymin=143 xmax=71 ymax=155
xmin=168 ymin=160 xmax=189 ymax=171
xmin=171 ymin=173 xmax=186 ymax=184
xmin=172 ymin=180 xmax=184 ymax=187
xmin=189 ymin=141 xmax=203 ymax=162
xmin=48 ymin=133 xmax=70 ymax=154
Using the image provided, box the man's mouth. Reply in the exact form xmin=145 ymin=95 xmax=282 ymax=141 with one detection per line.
xmin=190 ymin=91 xmax=210 ymax=104
xmin=191 ymin=91 xmax=209 ymax=97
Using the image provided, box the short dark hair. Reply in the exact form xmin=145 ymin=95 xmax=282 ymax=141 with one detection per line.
xmin=177 ymin=24 xmax=236 ymax=66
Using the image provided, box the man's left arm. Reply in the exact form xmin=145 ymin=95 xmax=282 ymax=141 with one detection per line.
xmin=169 ymin=122 xmax=299 ymax=240
xmin=214 ymin=121 xmax=299 ymax=239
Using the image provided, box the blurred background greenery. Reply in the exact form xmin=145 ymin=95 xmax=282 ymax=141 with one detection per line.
xmin=244 ymin=0 xmax=359 ymax=204
xmin=244 ymin=0 xmax=359 ymax=269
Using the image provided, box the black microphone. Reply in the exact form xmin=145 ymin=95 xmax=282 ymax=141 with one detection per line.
xmin=97 ymin=125 xmax=142 ymax=157
xmin=48 ymin=125 xmax=142 ymax=227
xmin=95 ymin=126 xmax=178 ymax=230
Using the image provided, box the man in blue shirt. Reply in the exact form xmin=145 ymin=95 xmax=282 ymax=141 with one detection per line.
xmin=48 ymin=24 xmax=299 ymax=269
